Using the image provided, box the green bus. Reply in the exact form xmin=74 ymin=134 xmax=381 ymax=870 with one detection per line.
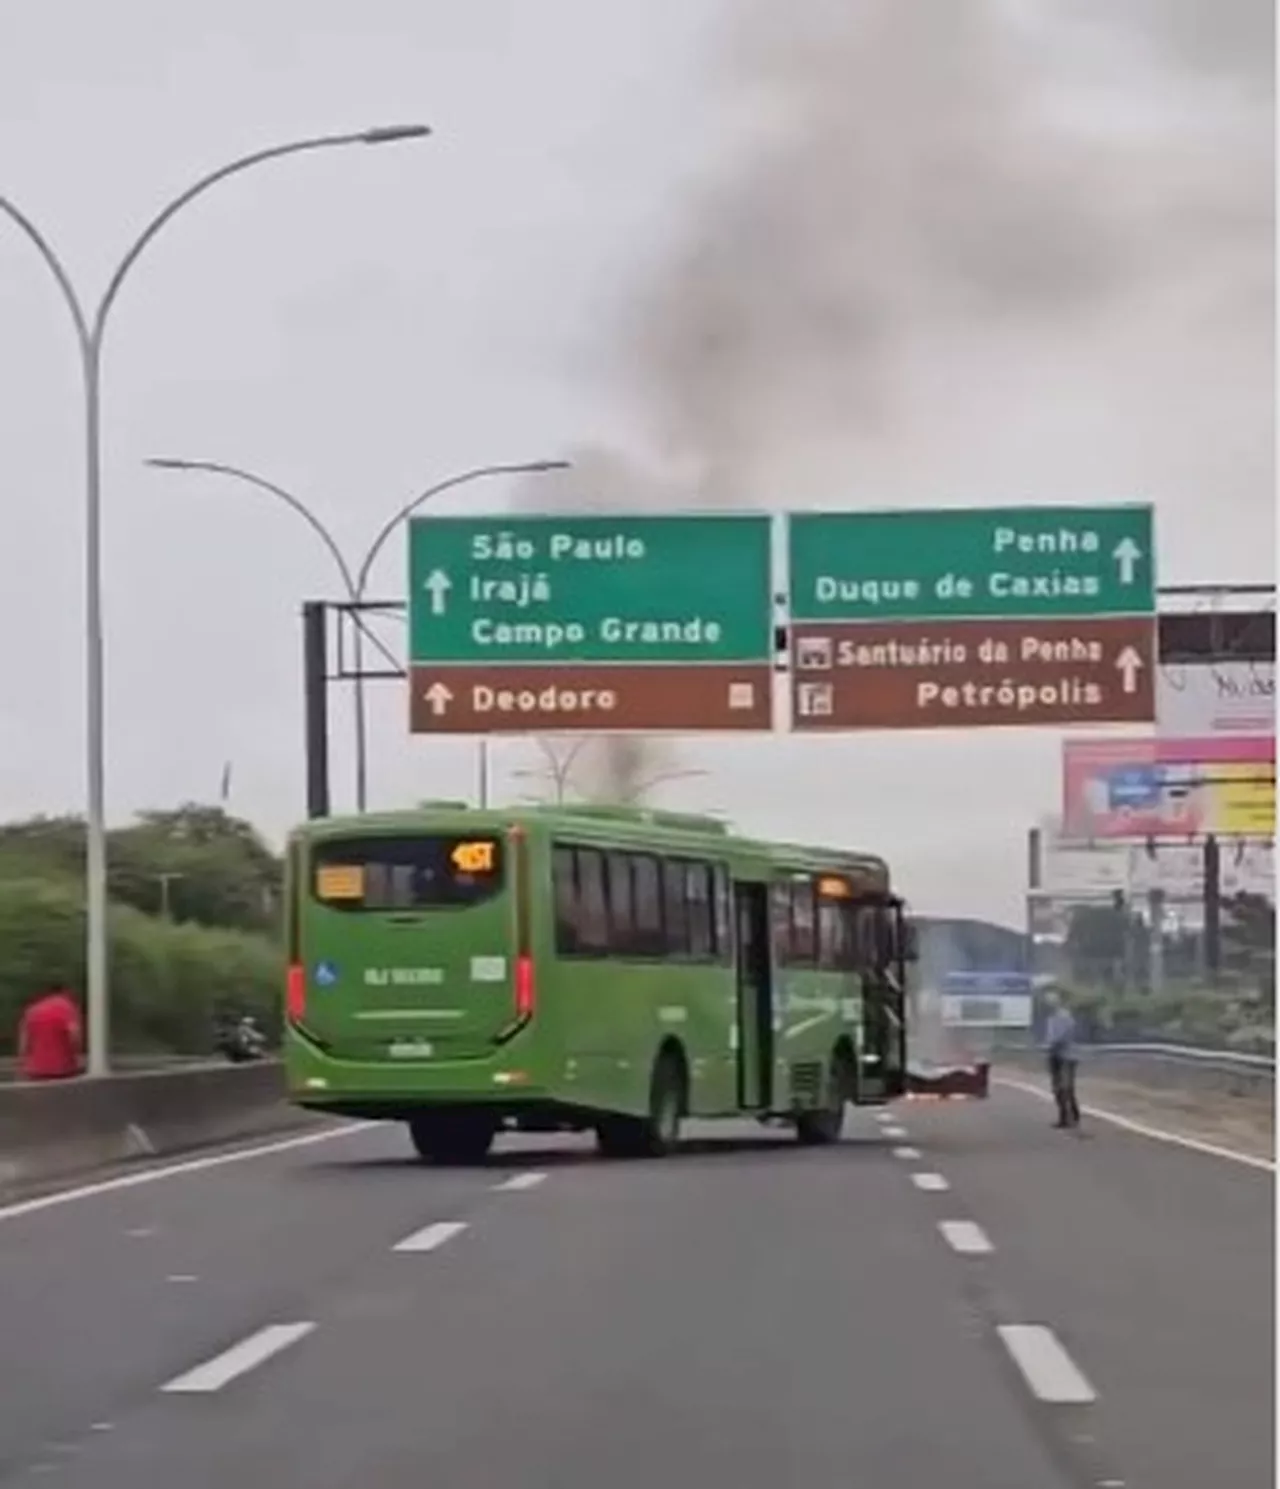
xmin=283 ymin=802 xmax=913 ymax=1162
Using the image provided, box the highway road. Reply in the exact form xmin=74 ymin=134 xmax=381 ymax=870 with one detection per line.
xmin=0 ymin=1085 xmax=1271 ymax=1488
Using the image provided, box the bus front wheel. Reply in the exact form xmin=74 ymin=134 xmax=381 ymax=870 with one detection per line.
xmin=408 ymin=1112 xmax=496 ymax=1165
xmin=796 ymin=1049 xmax=852 ymax=1146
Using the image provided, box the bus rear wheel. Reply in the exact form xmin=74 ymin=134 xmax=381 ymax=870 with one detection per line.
xmin=796 ymin=1049 xmax=852 ymax=1146
xmin=595 ymin=1049 xmax=686 ymax=1159
xmin=408 ymin=1112 xmax=496 ymax=1165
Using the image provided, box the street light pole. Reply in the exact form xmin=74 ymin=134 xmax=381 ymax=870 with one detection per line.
xmin=146 ymin=457 xmax=570 ymax=811
xmin=0 ymin=124 xmax=430 ymax=1078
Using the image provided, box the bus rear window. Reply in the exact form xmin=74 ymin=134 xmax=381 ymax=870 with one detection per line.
xmin=311 ymin=835 xmax=506 ymax=911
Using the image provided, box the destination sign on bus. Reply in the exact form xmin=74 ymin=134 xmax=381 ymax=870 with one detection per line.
xmin=315 ymin=864 xmax=364 ymax=901
xmin=450 ymin=839 xmax=499 ymax=875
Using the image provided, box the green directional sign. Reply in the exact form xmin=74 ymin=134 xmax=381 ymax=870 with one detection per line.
xmin=408 ymin=513 xmax=773 ymax=664
xmin=787 ymin=504 xmax=1155 ymax=622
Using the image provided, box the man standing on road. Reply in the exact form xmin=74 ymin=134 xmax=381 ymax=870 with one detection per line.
xmin=17 ymin=984 xmax=84 ymax=1081
xmin=1043 ymin=991 xmax=1081 ymax=1130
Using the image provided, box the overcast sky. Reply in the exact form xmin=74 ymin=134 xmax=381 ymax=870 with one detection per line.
xmin=0 ymin=0 xmax=1273 ymax=925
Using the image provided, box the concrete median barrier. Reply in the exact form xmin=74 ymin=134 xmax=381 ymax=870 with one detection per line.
xmin=0 ymin=1060 xmax=319 ymax=1199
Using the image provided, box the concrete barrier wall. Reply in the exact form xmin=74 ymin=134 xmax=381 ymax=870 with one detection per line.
xmin=0 ymin=1061 xmax=319 ymax=1200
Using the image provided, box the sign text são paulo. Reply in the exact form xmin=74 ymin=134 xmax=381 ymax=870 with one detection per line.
xmin=787 ymin=505 xmax=1157 ymax=731
xmin=407 ymin=515 xmax=774 ymax=733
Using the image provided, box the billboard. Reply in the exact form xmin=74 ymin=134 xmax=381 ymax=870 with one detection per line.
xmin=1037 ymin=817 xmax=1130 ymax=898
xmin=1157 ymin=661 xmax=1274 ymax=738
xmin=1062 ymin=735 xmax=1276 ymax=839
xmin=1126 ymin=839 xmax=1275 ymax=901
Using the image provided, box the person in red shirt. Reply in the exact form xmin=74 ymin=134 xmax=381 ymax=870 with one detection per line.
xmin=18 ymin=986 xmax=84 ymax=1080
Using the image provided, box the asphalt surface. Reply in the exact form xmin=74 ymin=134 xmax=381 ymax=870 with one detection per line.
xmin=0 ymin=1085 xmax=1271 ymax=1487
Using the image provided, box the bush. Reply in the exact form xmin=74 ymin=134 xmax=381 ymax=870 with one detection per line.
xmin=0 ymin=874 xmax=281 ymax=1057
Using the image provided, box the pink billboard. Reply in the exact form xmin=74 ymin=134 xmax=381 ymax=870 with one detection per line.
xmin=1062 ymin=734 xmax=1276 ymax=839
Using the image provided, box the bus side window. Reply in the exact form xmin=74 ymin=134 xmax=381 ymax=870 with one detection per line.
xmin=631 ymin=853 xmax=664 ymax=958
xmin=770 ymin=882 xmax=792 ymax=965
xmin=875 ymin=907 xmax=896 ymax=968
xmin=576 ymin=848 xmax=609 ymax=953
xmin=839 ymin=901 xmax=860 ymax=970
xmin=790 ymin=880 xmax=817 ymax=966
xmin=605 ymin=852 xmax=635 ymax=954
xmin=712 ymin=865 xmax=732 ymax=963
xmin=686 ymin=861 xmax=714 ymax=960
xmin=817 ymin=893 xmax=847 ymax=971
xmin=552 ymin=845 xmax=579 ymax=954
xmin=855 ymin=904 xmax=879 ymax=969
xmin=663 ymin=858 xmax=690 ymax=956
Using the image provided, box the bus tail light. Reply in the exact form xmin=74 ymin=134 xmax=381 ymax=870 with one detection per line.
xmin=286 ymin=963 xmax=306 ymax=1023
xmin=515 ymin=954 xmax=536 ymax=1019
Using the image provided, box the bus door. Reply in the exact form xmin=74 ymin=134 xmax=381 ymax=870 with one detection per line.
xmin=733 ymin=881 xmax=773 ymax=1110
xmin=857 ymin=895 xmax=908 ymax=1102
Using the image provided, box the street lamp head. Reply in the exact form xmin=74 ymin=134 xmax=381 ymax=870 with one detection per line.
xmin=145 ymin=457 xmax=196 ymax=471
xmin=361 ymin=124 xmax=432 ymax=145
xmin=529 ymin=459 xmax=572 ymax=473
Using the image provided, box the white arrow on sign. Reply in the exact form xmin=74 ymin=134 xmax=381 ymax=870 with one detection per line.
xmin=1112 ymin=537 xmax=1143 ymax=585
xmin=423 ymin=569 xmax=452 ymax=615
xmin=423 ymin=682 xmax=454 ymax=717
xmin=1115 ymin=645 xmax=1144 ymax=694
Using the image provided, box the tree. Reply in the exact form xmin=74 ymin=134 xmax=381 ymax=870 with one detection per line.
xmin=108 ymin=805 xmax=281 ymax=933
xmin=1065 ymin=901 xmax=1146 ymax=990
xmin=1221 ymin=892 xmax=1276 ymax=1008
xmin=0 ymin=804 xmax=281 ymax=935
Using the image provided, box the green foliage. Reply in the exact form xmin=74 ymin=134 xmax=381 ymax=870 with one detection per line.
xmin=0 ymin=805 xmax=283 ymax=1058
xmin=0 ymin=804 xmax=280 ymax=934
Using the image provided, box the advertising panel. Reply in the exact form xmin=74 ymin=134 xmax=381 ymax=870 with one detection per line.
xmin=1062 ymin=735 xmax=1276 ymax=839
xmin=1037 ymin=817 xmax=1130 ymax=899
xmin=1157 ymin=660 xmax=1274 ymax=738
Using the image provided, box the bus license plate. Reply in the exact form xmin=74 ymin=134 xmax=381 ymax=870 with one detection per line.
xmin=389 ymin=1040 xmax=433 ymax=1059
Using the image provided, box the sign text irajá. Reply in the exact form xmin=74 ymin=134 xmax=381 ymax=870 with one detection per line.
xmin=408 ymin=514 xmax=772 ymax=665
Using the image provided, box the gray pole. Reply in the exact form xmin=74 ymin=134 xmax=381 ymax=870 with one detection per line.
xmin=0 ymin=124 xmax=429 ymax=1077
xmin=478 ymin=740 xmax=491 ymax=809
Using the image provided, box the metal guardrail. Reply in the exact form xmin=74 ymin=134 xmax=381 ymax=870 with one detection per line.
xmin=1083 ymin=1042 xmax=1274 ymax=1072
xmin=997 ymin=1039 xmax=1275 ymax=1100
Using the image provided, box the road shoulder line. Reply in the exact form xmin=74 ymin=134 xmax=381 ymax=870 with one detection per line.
xmin=0 ymin=1121 xmax=381 ymax=1225
xmin=996 ymin=1076 xmax=1275 ymax=1173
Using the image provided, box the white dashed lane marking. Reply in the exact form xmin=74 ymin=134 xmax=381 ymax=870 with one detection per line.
xmin=910 ymin=1172 xmax=950 ymax=1192
xmin=492 ymin=1171 xmax=547 ymax=1192
xmin=997 ymin=1324 xmax=1098 ymax=1404
xmin=881 ymin=1125 xmax=909 ymax=1140
xmin=938 ymin=1219 xmax=994 ymax=1254
xmin=892 ymin=1146 xmax=921 ymax=1160
xmin=161 ymin=1323 xmax=316 ymax=1394
xmin=392 ymin=1220 xmax=469 ymax=1254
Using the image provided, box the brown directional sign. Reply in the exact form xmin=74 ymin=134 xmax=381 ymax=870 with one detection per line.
xmin=789 ymin=616 xmax=1156 ymax=731
xmin=409 ymin=663 xmax=774 ymax=734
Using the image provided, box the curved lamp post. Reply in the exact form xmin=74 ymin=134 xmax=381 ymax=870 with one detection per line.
xmin=0 ymin=123 xmax=430 ymax=1076
xmin=146 ymin=457 xmax=570 ymax=811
